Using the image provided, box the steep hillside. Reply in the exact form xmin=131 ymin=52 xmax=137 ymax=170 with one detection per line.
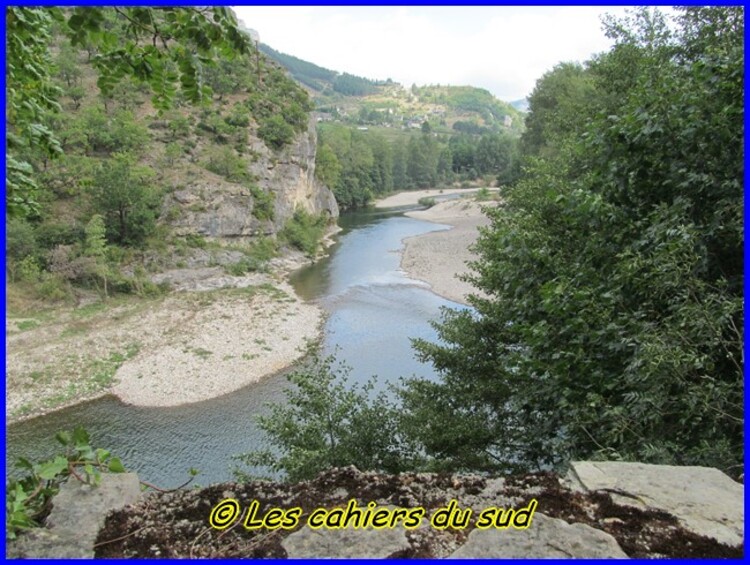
xmin=6 ymin=21 xmax=338 ymax=311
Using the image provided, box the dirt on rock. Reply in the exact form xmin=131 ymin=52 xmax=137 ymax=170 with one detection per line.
xmin=94 ymin=467 xmax=743 ymax=558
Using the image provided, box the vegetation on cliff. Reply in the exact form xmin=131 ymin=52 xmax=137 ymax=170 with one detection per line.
xmin=6 ymin=7 xmax=325 ymax=310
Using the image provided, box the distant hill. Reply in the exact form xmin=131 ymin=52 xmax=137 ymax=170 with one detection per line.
xmin=510 ymin=98 xmax=529 ymax=113
xmin=258 ymin=44 xmax=385 ymax=96
xmin=412 ymin=85 xmax=525 ymax=134
xmin=260 ymin=43 xmax=524 ymax=135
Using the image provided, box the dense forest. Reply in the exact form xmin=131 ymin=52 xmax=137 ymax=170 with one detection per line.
xmin=258 ymin=43 xmax=384 ymax=96
xmin=239 ymin=6 xmax=745 ymax=481
xmin=316 ymin=124 xmax=519 ymax=209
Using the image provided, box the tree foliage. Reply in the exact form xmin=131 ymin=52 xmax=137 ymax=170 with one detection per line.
xmin=233 ymin=353 xmax=419 ymax=483
xmin=90 ymin=153 xmax=160 ymax=246
xmin=6 ymin=8 xmax=65 ymax=217
xmin=317 ymin=124 xmax=518 ymax=209
xmin=6 ymin=7 xmax=249 ymax=218
xmin=405 ymin=7 xmax=743 ymax=475
xmin=521 ymin=62 xmax=597 ymax=158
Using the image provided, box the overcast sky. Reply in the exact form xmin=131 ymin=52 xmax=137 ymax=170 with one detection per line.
xmin=233 ymin=6 xmax=646 ymax=101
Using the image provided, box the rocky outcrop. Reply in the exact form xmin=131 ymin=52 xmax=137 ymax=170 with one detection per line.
xmin=164 ymin=114 xmax=338 ymax=242
xmin=248 ymin=114 xmax=339 ymax=230
xmin=565 ymin=461 xmax=744 ymax=547
xmin=9 ymin=464 xmax=743 ymax=559
xmin=450 ymin=513 xmax=628 ymax=558
xmin=92 ymin=465 xmax=741 ymax=559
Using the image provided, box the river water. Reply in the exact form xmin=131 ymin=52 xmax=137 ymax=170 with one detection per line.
xmin=5 ymin=206 xmax=466 ymax=487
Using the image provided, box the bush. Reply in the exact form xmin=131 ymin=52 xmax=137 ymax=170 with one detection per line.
xmin=246 ymin=236 xmax=278 ymax=263
xmin=280 ymin=208 xmax=327 ymax=257
xmin=203 ymin=146 xmax=249 ymax=183
xmin=184 ymin=234 xmax=207 ymax=249
xmin=474 ymin=187 xmax=491 ymax=201
xmin=233 ymin=352 xmax=420 ymax=482
xmin=224 ymin=257 xmax=263 ymax=276
xmin=250 ymin=186 xmax=275 ymax=221
xmin=6 ymin=218 xmax=38 ymax=262
xmin=34 ymin=222 xmax=84 ymax=251
xmin=36 ymin=272 xmax=71 ymax=302
xmin=258 ymin=114 xmax=295 ymax=150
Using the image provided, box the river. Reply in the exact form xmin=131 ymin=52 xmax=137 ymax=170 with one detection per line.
xmin=5 ymin=206 xmax=467 ymax=487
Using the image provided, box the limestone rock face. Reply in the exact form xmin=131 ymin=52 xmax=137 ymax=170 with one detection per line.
xmin=164 ymin=113 xmax=338 ymax=241
xmin=449 ymin=513 xmax=628 ymax=558
xmin=566 ymin=461 xmax=744 ymax=547
xmin=282 ymin=523 xmax=412 ymax=558
xmin=248 ymin=114 xmax=339 ymax=230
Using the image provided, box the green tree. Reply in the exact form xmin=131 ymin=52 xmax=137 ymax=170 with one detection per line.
xmin=315 ymin=144 xmax=342 ymax=189
xmin=55 ymin=43 xmax=83 ymax=88
xmin=391 ymin=139 xmax=409 ymax=190
xmin=406 ymin=136 xmax=438 ymax=188
xmin=521 ymin=62 xmax=598 ymax=159
xmin=449 ymin=135 xmax=476 ymax=175
xmin=233 ymin=353 xmax=418 ymax=482
xmin=6 ymin=7 xmax=249 ymax=217
xmin=258 ymin=114 xmax=295 ymax=150
xmin=163 ymin=142 xmax=182 ymax=168
xmin=475 ymin=133 xmax=515 ymax=176
xmin=84 ymin=214 xmax=110 ymax=297
xmin=203 ymin=146 xmax=248 ymax=182
xmin=437 ymin=146 xmax=454 ymax=183
xmin=6 ymin=7 xmax=64 ymax=217
xmin=280 ymin=208 xmax=327 ymax=257
xmin=65 ymin=85 xmax=86 ymax=111
xmin=90 ymin=153 xmax=160 ymax=246
xmin=405 ymin=7 xmax=744 ymax=476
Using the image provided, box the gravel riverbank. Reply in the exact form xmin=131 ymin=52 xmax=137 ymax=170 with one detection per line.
xmin=6 ymin=265 xmax=325 ymax=421
xmin=400 ymin=198 xmax=495 ymax=305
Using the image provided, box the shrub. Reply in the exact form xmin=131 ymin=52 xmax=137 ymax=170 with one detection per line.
xmin=258 ymin=114 xmax=295 ymax=150
xmin=224 ymin=257 xmax=263 ymax=276
xmin=250 ymin=186 xmax=275 ymax=221
xmin=475 ymin=187 xmax=491 ymax=201
xmin=203 ymin=146 xmax=249 ymax=183
xmin=246 ymin=236 xmax=278 ymax=263
xmin=280 ymin=208 xmax=327 ymax=257
xmin=6 ymin=218 xmax=38 ymax=262
xmin=233 ymin=352 xmax=419 ymax=482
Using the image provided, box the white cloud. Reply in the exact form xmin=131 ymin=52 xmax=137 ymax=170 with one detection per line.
xmin=233 ymin=6 xmax=652 ymax=100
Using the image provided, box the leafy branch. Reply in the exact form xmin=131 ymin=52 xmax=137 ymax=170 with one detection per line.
xmin=5 ymin=426 xmax=125 ymax=540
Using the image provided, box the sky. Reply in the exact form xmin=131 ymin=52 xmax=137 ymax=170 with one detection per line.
xmin=232 ymin=6 xmax=647 ymax=102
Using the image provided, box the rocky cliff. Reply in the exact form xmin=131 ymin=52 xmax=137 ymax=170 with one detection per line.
xmin=164 ymin=114 xmax=338 ymax=242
